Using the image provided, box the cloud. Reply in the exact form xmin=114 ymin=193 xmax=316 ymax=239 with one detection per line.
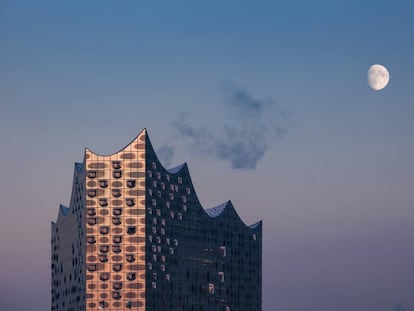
xmin=392 ymin=304 xmax=408 ymax=311
xmin=173 ymin=84 xmax=292 ymax=170
xmin=157 ymin=145 xmax=175 ymax=168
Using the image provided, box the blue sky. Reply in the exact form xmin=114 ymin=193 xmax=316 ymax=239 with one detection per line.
xmin=0 ymin=1 xmax=414 ymax=310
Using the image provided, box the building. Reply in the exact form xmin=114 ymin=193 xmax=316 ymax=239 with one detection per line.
xmin=51 ymin=129 xmax=262 ymax=311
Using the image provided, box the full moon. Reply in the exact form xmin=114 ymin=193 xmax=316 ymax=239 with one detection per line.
xmin=368 ymin=64 xmax=390 ymax=91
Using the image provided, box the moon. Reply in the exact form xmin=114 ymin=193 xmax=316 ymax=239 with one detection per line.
xmin=368 ymin=64 xmax=390 ymax=91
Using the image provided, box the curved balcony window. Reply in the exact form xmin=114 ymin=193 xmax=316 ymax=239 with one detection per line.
xmin=100 ymin=273 xmax=109 ymax=281
xmin=148 ymin=189 xmax=152 ymax=196
xmin=99 ymin=245 xmax=109 ymax=253
xmin=156 ymin=237 xmax=161 ymax=244
xmin=126 ymin=273 xmax=136 ymax=281
xmin=87 ymin=208 xmax=96 ymax=216
xmin=178 ymin=177 xmax=182 ymax=184
xmin=126 ymin=254 xmax=135 ymax=263
xmin=112 ymin=189 xmax=121 ymax=198
xmin=156 ymin=172 xmax=161 ymax=179
xmin=99 ymin=254 xmax=108 ymax=263
xmin=112 ymin=245 xmax=121 ymax=253
xmin=99 ymin=180 xmax=108 ymax=188
xmin=161 ymin=264 xmax=165 ymax=272
xmin=151 ymin=162 xmax=156 ymax=169
xmin=113 ymin=208 xmax=122 ymax=216
xmin=99 ymin=226 xmax=109 ymax=235
xmin=113 ymin=170 xmax=122 ymax=179
xmin=147 ymin=170 xmax=152 ymax=178
xmin=153 ymin=181 xmax=157 ymax=188
xmin=147 ymin=263 xmax=152 ymax=270
xmin=113 ymin=282 xmax=122 ymax=290
xmin=126 ymin=198 xmax=135 ymax=207
xmin=126 ymin=180 xmax=136 ymax=188
xmin=127 ymin=226 xmax=136 ymax=235
xmin=113 ymin=263 xmax=122 ymax=272
xmin=169 ymin=193 xmax=174 ymax=201
xmin=147 ymin=208 xmax=152 ymax=215
xmin=87 ymin=190 xmax=97 ymax=198
xmin=87 ymin=264 xmax=96 ymax=272
xmin=161 ymin=182 xmax=165 ymax=190
xmin=181 ymin=196 xmax=186 ymax=203
xmin=126 ymin=301 xmax=132 ymax=309
xmin=182 ymin=205 xmax=187 ymax=212
xmin=113 ymin=236 xmax=122 ymax=244
xmin=112 ymin=217 xmax=121 ymax=225
xmin=87 ymin=217 xmax=97 ymax=226
xmin=112 ymin=161 xmax=121 ymax=169
xmin=87 ymin=171 xmax=96 ymax=179
xmin=99 ymin=198 xmax=108 ymax=207
xmin=112 ymin=291 xmax=121 ymax=300
xmin=87 ymin=236 xmax=96 ymax=244
xmin=152 ymin=199 xmax=156 ymax=207
xmin=99 ymin=300 xmax=107 ymax=309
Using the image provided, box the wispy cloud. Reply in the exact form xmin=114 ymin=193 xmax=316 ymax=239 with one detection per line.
xmin=172 ymin=84 xmax=292 ymax=170
xmin=392 ymin=304 xmax=409 ymax=311
xmin=157 ymin=145 xmax=175 ymax=168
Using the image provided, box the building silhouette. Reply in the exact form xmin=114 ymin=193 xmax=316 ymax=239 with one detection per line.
xmin=51 ymin=129 xmax=262 ymax=311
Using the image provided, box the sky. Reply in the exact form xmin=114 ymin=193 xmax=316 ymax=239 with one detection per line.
xmin=1 ymin=1 xmax=414 ymax=310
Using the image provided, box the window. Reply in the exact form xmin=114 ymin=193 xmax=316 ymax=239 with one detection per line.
xmin=156 ymin=236 xmax=161 ymax=244
xmin=161 ymin=219 xmax=166 ymax=226
xmin=87 ymin=236 xmax=96 ymax=244
xmin=218 ymin=272 xmax=225 ymax=283
xmin=113 ymin=170 xmax=122 ymax=179
xmin=220 ymin=246 xmax=226 ymax=257
xmin=99 ymin=180 xmax=108 ymax=188
xmin=147 ymin=263 xmax=152 ymax=270
xmin=153 ymin=218 xmax=157 ymax=225
xmin=87 ymin=190 xmax=97 ymax=198
xmin=152 ymin=272 xmax=157 ymax=280
xmin=177 ymin=177 xmax=182 ymax=184
xmin=112 ymin=217 xmax=121 ymax=225
xmin=166 ymin=238 xmax=170 ymax=245
xmin=160 ymin=228 xmax=165 ymax=235
xmin=127 ymin=273 xmax=136 ymax=281
xmin=99 ymin=198 xmax=108 ymax=207
xmin=157 ymin=191 xmax=161 ymax=198
xmin=152 ymin=227 xmax=156 ymax=234
xmin=113 ymin=264 xmax=122 ymax=272
xmin=166 ymin=274 xmax=170 ymax=281
xmin=153 ymin=180 xmax=157 ymax=188
xmin=99 ymin=245 xmax=109 ymax=253
xmin=147 ymin=170 xmax=152 ymax=178
xmin=126 ymin=254 xmax=135 ymax=263
xmin=87 ymin=171 xmax=96 ymax=179
xmin=112 ymin=291 xmax=121 ymax=300
xmin=98 ymin=300 xmax=106 ymax=309
xmin=87 ymin=264 xmax=96 ymax=272
xmin=157 ymin=246 xmax=161 ymax=253
xmin=148 ymin=235 xmax=153 ymax=242
xmin=153 ymin=254 xmax=157 ymax=261
xmin=161 ymin=182 xmax=165 ymax=190
xmin=87 ymin=217 xmax=97 ymax=226
xmin=151 ymin=162 xmax=156 ymax=169
xmin=178 ymin=213 xmax=182 ymax=220
xmin=169 ymin=248 xmax=174 ymax=255
xmin=152 ymin=199 xmax=156 ymax=207
xmin=161 ymin=264 xmax=166 ymax=272
xmin=208 ymin=283 xmax=215 ymax=295
xmin=152 ymin=282 xmax=157 ymax=289
xmin=112 ymin=245 xmax=121 ymax=253
xmin=161 ymin=255 xmax=166 ymax=262
xmin=252 ymin=234 xmax=257 ymax=241
xmin=126 ymin=301 xmax=132 ymax=309
xmin=156 ymin=209 xmax=161 ymax=216
xmin=113 ymin=282 xmax=122 ymax=290
xmin=166 ymin=174 xmax=170 ymax=181
xmin=87 ymin=208 xmax=96 ymax=216
xmin=112 ymin=189 xmax=121 ymax=198
xmin=225 ymin=306 xmax=231 ymax=311
xmin=97 ymin=226 xmax=109 ymax=235
xmin=182 ymin=205 xmax=187 ymax=212
xmin=100 ymin=273 xmax=109 ymax=281
xmin=186 ymin=187 xmax=191 ymax=195
xmin=113 ymin=236 xmax=122 ymax=244
xmin=169 ymin=193 xmax=174 ymax=201
xmin=126 ymin=180 xmax=136 ymax=188
xmin=148 ymin=189 xmax=153 ymax=196
xmin=113 ymin=208 xmax=122 ymax=216
xmin=165 ymin=202 xmax=170 ymax=209
xmin=152 ymin=245 xmax=157 ymax=253
xmin=147 ymin=208 xmax=152 ymax=215
xmin=127 ymin=226 xmax=136 ymax=235
xmin=170 ymin=211 xmax=174 ymax=219
xmin=156 ymin=172 xmax=161 ymax=179
xmin=112 ymin=161 xmax=121 ymax=169
xmin=99 ymin=254 xmax=108 ymax=263
xmin=173 ymin=239 xmax=178 ymax=246
xmin=126 ymin=198 xmax=135 ymax=207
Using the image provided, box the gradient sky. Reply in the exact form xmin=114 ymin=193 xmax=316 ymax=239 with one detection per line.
xmin=1 ymin=1 xmax=414 ymax=310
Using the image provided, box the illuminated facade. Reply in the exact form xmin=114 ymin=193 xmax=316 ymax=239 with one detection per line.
xmin=51 ymin=129 xmax=262 ymax=311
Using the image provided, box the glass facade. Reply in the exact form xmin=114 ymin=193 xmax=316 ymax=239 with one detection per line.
xmin=51 ymin=129 xmax=262 ymax=311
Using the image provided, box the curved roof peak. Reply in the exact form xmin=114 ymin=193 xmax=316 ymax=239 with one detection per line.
xmin=166 ymin=163 xmax=187 ymax=174
xmin=85 ymin=128 xmax=146 ymax=157
xmin=204 ymin=201 xmax=230 ymax=218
